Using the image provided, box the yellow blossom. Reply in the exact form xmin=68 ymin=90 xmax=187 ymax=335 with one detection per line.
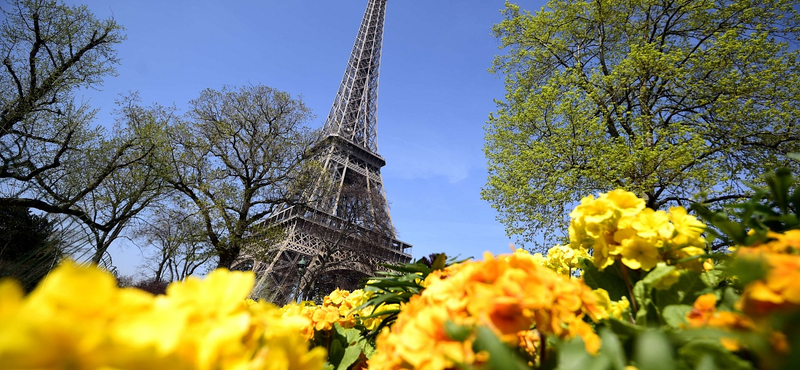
xmin=668 ymin=207 xmax=706 ymax=247
xmin=620 ymin=236 xmax=661 ymax=271
xmin=738 ymin=245 xmax=800 ymax=315
xmin=0 ymin=261 xmax=324 ymax=370
xmin=602 ymin=189 xmax=646 ymax=217
xmin=630 ymin=209 xmax=674 ymax=240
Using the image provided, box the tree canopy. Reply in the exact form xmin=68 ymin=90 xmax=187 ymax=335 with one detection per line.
xmin=484 ymin=0 xmax=800 ymax=247
xmin=166 ymin=84 xmax=318 ymax=269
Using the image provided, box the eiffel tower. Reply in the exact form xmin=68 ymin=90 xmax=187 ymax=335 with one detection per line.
xmin=239 ymin=0 xmax=412 ymax=304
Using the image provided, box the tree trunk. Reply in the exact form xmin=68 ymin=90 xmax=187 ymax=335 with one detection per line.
xmin=216 ymin=246 xmax=240 ymax=269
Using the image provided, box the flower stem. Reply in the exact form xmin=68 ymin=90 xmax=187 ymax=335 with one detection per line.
xmin=619 ymin=263 xmax=638 ymax=322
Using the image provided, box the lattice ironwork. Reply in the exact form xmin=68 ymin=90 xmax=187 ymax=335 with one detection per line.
xmin=234 ymin=0 xmax=411 ymax=305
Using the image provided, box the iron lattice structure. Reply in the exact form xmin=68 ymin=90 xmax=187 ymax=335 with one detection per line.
xmin=235 ymin=0 xmax=411 ymax=304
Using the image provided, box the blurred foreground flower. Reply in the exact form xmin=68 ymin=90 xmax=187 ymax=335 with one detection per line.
xmin=0 ymin=262 xmax=325 ymax=370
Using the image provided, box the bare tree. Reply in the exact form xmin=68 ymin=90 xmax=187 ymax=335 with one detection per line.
xmin=1 ymin=1 xmax=172 ymax=264
xmin=136 ymin=206 xmax=215 ymax=282
xmin=1 ymin=0 xmax=125 ymax=220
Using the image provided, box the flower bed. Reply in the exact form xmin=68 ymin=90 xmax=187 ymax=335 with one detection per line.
xmin=2 ymin=178 xmax=800 ymax=370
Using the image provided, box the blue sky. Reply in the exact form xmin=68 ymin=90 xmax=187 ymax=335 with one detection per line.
xmin=63 ymin=0 xmax=547 ymax=277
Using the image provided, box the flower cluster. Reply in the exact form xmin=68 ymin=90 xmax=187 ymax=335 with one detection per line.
xmin=541 ymin=244 xmax=590 ymax=276
xmin=736 ymin=230 xmax=800 ymax=316
xmin=0 ymin=262 xmax=325 ymax=370
xmin=593 ymin=288 xmax=631 ymax=321
xmin=368 ymin=250 xmax=607 ymax=370
xmin=568 ymin=190 xmax=706 ymax=271
xmin=281 ymin=288 xmax=398 ymax=338
xmin=685 ymin=293 xmax=755 ymax=351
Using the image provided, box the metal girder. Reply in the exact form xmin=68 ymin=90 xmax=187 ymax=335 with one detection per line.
xmin=235 ymin=0 xmax=412 ymax=305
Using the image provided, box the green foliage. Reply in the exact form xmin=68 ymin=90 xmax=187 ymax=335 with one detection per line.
xmin=443 ymin=322 xmax=532 ymax=370
xmin=0 ymin=0 xmax=174 ymax=265
xmin=580 ymin=257 xmax=633 ymax=301
xmin=472 ymin=326 xmax=531 ymax=370
xmin=484 ymin=0 xmax=800 ymax=249
xmin=0 ymin=0 xmax=125 ymax=215
xmin=318 ymin=323 xmax=374 ymax=370
xmin=692 ymin=168 xmax=800 ymax=248
xmin=357 ymin=253 xmax=456 ymax=337
xmin=0 ymin=206 xmax=61 ymax=291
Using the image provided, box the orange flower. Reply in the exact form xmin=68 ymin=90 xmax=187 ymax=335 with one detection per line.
xmin=686 ymin=293 xmax=756 ymax=351
xmin=737 ymin=246 xmax=800 ymax=316
xmin=368 ymin=250 xmax=604 ymax=370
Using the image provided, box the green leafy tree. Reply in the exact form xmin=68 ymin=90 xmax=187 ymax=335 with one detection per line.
xmin=71 ymin=96 xmax=172 ymax=263
xmin=484 ymin=0 xmax=800 ymax=248
xmin=166 ymin=84 xmax=318 ymax=269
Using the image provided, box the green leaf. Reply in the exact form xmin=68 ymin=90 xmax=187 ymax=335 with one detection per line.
xmin=633 ymin=280 xmax=650 ymax=325
xmin=694 ymin=356 xmax=718 ymax=370
xmin=642 ymin=264 xmax=677 ymax=286
xmin=662 ymin=305 xmax=692 ymax=329
xmin=555 ymin=337 xmax=609 ymax=370
xmin=580 ymin=258 xmax=629 ymax=301
xmin=700 ymin=270 xmax=726 ymax=288
xmin=337 ymin=345 xmax=363 ymax=370
xmin=334 ymin=324 xmax=362 ymax=344
xmin=677 ymin=339 xmax=755 ymax=370
xmin=444 ymin=320 xmax=472 ymax=342
xmin=653 ymin=271 xmax=704 ymax=310
xmin=330 ymin=324 xmax=370 ymax=370
xmin=599 ymin=328 xmax=626 ymax=370
xmin=727 ymin=256 xmax=768 ymax=287
xmin=328 ymin=337 xmax=344 ymax=366
xmin=634 ymin=331 xmax=676 ymax=370
xmin=431 ymin=253 xmax=447 ymax=271
xmin=718 ymin=287 xmax=740 ymax=311
xmin=605 ymin=318 xmax=643 ymax=341
xmin=766 ymin=169 xmax=793 ymax=214
xmin=472 ymin=326 xmax=530 ymax=370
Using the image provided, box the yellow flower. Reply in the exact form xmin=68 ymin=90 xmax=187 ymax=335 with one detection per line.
xmin=0 ymin=262 xmax=323 ymax=370
xmin=591 ymin=233 xmax=621 ymax=271
xmin=602 ymin=189 xmax=646 ymax=217
xmin=763 ymin=230 xmax=800 ymax=253
xmin=738 ymin=246 xmax=800 ymax=316
xmin=620 ymin=236 xmax=661 ymax=270
xmin=311 ymin=305 xmax=341 ymax=331
xmin=544 ymin=244 xmax=587 ymax=275
xmin=591 ymin=288 xmax=629 ymax=321
xmin=630 ymin=209 xmax=673 ymax=240
xmin=569 ymin=195 xmax=618 ymax=242
xmin=668 ymin=207 xmax=706 ymax=247
xmin=325 ymin=288 xmax=349 ymax=306
xmin=685 ymin=293 xmax=755 ymax=352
